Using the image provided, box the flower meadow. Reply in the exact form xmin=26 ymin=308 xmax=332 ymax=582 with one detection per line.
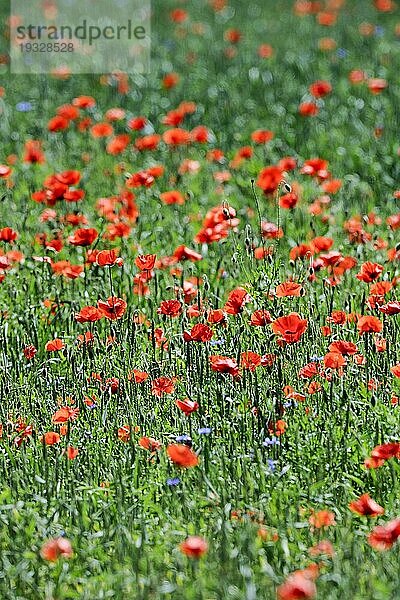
xmin=1 ymin=0 xmax=400 ymax=598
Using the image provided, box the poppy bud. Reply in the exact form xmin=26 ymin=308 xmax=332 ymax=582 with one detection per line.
xmin=282 ymin=180 xmax=292 ymax=193
xmin=395 ymin=242 xmax=400 ymax=251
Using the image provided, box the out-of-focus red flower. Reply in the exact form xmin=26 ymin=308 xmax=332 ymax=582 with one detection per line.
xmin=40 ymin=537 xmax=73 ymax=561
xmin=179 ymin=536 xmax=208 ymax=558
xmin=349 ymin=494 xmax=385 ymax=517
xmin=368 ymin=518 xmax=400 ymax=551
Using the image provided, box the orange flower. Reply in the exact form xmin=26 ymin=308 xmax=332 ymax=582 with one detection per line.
xmin=52 ymin=406 xmax=79 ymax=424
xmin=167 ymin=443 xmax=199 ymax=467
xmin=308 ymin=539 xmax=335 ymax=557
xmin=66 ymin=446 xmax=79 ymax=460
xmin=43 ymin=431 xmax=61 ymax=445
xmin=271 ymin=313 xmax=308 ymax=344
xmin=349 ymin=494 xmax=385 ymax=517
xmin=179 ymin=536 xmax=208 ymax=558
xmin=40 ymin=537 xmax=73 ymax=561
xmin=309 ymin=510 xmax=336 ymax=528
xmin=160 ymin=190 xmax=185 ymax=205
xmin=139 ymin=437 xmax=162 ymax=451
xmin=390 ymin=364 xmax=400 ymax=378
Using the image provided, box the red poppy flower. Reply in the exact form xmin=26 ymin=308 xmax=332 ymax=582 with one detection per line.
xmin=162 ymin=128 xmax=191 ymax=145
xmin=301 ymin=158 xmax=329 ymax=179
xmin=209 ymin=355 xmax=239 ymax=377
xmin=179 ymin=536 xmax=208 ymax=558
xmin=276 ymin=282 xmax=303 ymax=297
xmin=40 ymin=537 xmax=73 ymax=561
xmin=357 ymin=316 xmax=382 ymax=334
xmin=391 ymin=364 xmax=400 ymax=378
xmin=184 ymin=324 xmax=213 ymax=342
xmin=368 ymin=518 xmax=400 ymax=551
xmin=128 ymin=116 xmax=147 ymax=130
xmin=96 ymin=249 xmax=123 ymax=267
xmin=167 ymin=443 xmax=199 ymax=467
xmin=224 ymin=287 xmax=251 ymax=314
xmin=328 ymin=341 xmax=357 ymax=355
xmin=23 ymin=345 xmax=37 ymax=360
xmin=135 ymin=254 xmax=156 ymax=271
xmin=256 ymin=165 xmax=283 ymax=195
xmin=127 ymin=369 xmax=148 ymax=384
xmin=241 ymin=351 xmax=261 ymax=371
xmin=163 ymin=72 xmax=180 ymax=89
xmin=250 ymin=309 xmax=273 ymax=326
xmin=371 ymin=442 xmax=400 ymax=460
xmin=68 ymin=228 xmax=98 ymax=247
xmin=90 ymin=122 xmax=114 ymax=138
xmin=151 ymin=376 xmax=176 ymax=397
xmin=368 ymin=78 xmax=387 ymax=94
xmin=356 ymin=262 xmax=383 ymax=283
xmin=135 ymin=134 xmax=161 ymax=151
xmin=279 ymin=192 xmax=298 ymax=209
xmin=45 ymin=338 xmax=65 ymax=352
xmin=158 ymin=300 xmax=182 ymax=317
xmin=271 ymin=313 xmax=308 ymax=344
xmin=309 ymin=510 xmax=336 ymax=528
xmin=98 ymin=297 xmax=127 ymax=320
xmin=176 ymin=398 xmax=199 ymax=415
xmin=349 ymin=494 xmax=385 ymax=517
xmin=173 ymin=245 xmax=202 ymax=262
xmin=75 ymin=306 xmax=104 ymax=323
xmin=48 ymin=116 xmax=69 ymax=132
xmin=323 ymin=352 xmax=346 ymax=369
xmin=52 ymin=406 xmax=79 ymax=424
xmin=308 ymin=539 xmax=335 ymax=557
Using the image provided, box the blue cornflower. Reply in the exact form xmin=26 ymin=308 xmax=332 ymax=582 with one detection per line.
xmin=267 ymin=459 xmax=276 ymax=472
xmin=176 ymin=434 xmax=191 ymax=443
xmin=167 ymin=477 xmax=180 ymax=487
xmin=198 ymin=427 xmax=211 ymax=435
xmin=263 ymin=436 xmax=280 ymax=447
xmin=16 ymin=101 xmax=33 ymax=112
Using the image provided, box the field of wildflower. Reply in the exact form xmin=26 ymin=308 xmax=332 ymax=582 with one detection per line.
xmin=0 ymin=0 xmax=400 ymax=598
